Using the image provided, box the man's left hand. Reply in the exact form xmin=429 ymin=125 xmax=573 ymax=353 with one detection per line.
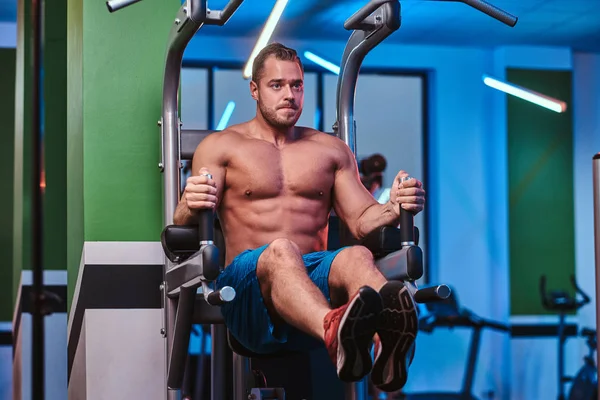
xmin=390 ymin=170 xmax=425 ymax=215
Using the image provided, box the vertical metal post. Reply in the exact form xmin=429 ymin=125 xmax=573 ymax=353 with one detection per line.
xmin=232 ymin=352 xmax=251 ymax=400
xmin=31 ymin=0 xmax=45 ymax=397
xmin=335 ymin=5 xmax=399 ymax=399
xmin=344 ymin=379 xmax=369 ymax=400
xmin=211 ymin=325 xmax=228 ymax=400
xmin=162 ymin=3 xmax=205 ymax=398
xmin=592 ymin=153 xmax=600 ymax=392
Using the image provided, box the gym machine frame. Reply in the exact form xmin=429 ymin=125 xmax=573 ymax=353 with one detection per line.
xmin=105 ymin=0 xmax=518 ymax=399
xmin=161 ymin=1 xmax=451 ymax=399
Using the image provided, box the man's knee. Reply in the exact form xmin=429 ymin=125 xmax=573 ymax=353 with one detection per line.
xmin=258 ymin=238 xmax=302 ymax=275
xmin=266 ymin=238 xmax=300 ymax=259
xmin=340 ymin=245 xmax=374 ymax=264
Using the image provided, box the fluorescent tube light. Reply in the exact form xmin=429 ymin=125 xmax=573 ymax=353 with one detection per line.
xmin=304 ymin=51 xmax=340 ymax=75
xmin=483 ymin=74 xmax=567 ymax=113
xmin=243 ymin=0 xmax=289 ymax=79
xmin=216 ymin=101 xmax=236 ymax=130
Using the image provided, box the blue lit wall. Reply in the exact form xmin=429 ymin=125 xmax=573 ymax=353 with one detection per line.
xmin=181 ymin=36 xmax=600 ymax=400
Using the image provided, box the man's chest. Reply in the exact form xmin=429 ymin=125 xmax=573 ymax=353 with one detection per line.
xmin=225 ymin=142 xmax=338 ymax=199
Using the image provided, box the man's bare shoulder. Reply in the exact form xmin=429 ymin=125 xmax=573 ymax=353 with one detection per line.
xmin=195 ymin=122 xmax=250 ymax=152
xmin=300 ymin=127 xmax=353 ymax=155
xmin=297 ymin=127 xmax=355 ymax=170
xmin=299 ymin=127 xmax=345 ymax=147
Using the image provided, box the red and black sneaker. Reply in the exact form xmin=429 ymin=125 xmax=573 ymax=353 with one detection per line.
xmin=323 ymin=286 xmax=383 ymax=382
xmin=371 ymin=280 xmax=418 ymax=392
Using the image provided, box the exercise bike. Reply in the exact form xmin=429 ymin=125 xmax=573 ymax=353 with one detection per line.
xmin=390 ymin=288 xmax=510 ymax=400
xmin=567 ymin=327 xmax=598 ymax=400
xmin=539 ymin=275 xmax=597 ymax=400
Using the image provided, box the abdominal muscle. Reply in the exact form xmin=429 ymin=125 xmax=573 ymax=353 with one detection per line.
xmin=219 ymin=195 xmax=330 ymax=266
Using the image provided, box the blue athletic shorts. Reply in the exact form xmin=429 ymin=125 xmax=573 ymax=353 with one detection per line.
xmin=215 ymin=244 xmax=346 ymax=355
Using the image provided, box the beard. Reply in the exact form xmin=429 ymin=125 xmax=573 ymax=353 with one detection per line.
xmin=258 ymin=101 xmax=302 ymax=129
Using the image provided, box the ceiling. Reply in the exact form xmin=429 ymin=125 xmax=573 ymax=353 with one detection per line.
xmin=201 ymin=0 xmax=600 ymax=52
xmin=1 ymin=0 xmax=599 ymax=52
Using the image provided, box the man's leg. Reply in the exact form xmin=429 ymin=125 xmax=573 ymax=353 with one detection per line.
xmin=328 ymin=245 xmax=387 ymax=306
xmin=256 ymin=238 xmax=382 ymax=382
xmin=328 ymin=245 xmax=418 ymax=393
xmin=256 ymin=238 xmax=331 ymax=340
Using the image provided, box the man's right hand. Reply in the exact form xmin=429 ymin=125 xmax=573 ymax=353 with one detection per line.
xmin=183 ymin=167 xmax=218 ymax=211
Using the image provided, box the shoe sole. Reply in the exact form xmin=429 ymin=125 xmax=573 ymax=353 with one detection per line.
xmin=337 ymin=286 xmax=383 ymax=382
xmin=371 ymin=281 xmax=418 ymax=392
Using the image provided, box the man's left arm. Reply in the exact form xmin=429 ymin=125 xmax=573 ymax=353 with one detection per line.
xmin=332 ymin=144 xmax=425 ymax=240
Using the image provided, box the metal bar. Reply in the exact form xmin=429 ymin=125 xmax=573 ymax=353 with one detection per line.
xmin=593 ymin=153 xmax=600 ymax=394
xmin=31 ymin=0 xmax=45 ymax=396
xmin=462 ymin=326 xmax=482 ymax=394
xmin=335 ymin=1 xmax=400 ymax=155
xmin=165 ymin=280 xmax=178 ymax=400
xmin=232 ymin=352 xmax=251 ymax=400
xmin=211 ymin=324 xmax=228 ymax=400
xmin=557 ymin=313 xmax=566 ymax=399
xmin=344 ymin=0 xmax=392 ymax=30
xmin=162 ymin=3 xmax=208 ymax=396
xmin=344 ymin=379 xmax=368 ymax=399
xmin=205 ymin=0 xmax=244 ymax=25
xmin=167 ymin=286 xmax=197 ymax=389
xmin=106 ymin=0 xmax=142 ymax=13
xmin=460 ymin=0 xmax=517 ymax=27
xmin=317 ymin=72 xmax=324 ymax=132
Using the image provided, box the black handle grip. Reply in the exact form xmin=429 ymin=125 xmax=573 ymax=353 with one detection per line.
xmin=462 ymin=0 xmax=518 ymax=27
xmin=414 ymin=285 xmax=451 ymax=303
xmin=198 ymin=173 xmax=214 ymax=242
xmin=399 ymin=176 xmax=416 ymax=244
xmin=400 ymin=208 xmax=415 ymax=244
xmin=198 ymin=209 xmax=214 ymax=242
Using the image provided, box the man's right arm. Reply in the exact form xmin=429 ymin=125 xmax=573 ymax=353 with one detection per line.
xmin=173 ymin=132 xmax=227 ymax=225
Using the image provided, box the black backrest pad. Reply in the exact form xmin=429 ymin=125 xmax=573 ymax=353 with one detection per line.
xmin=181 ymin=130 xmax=217 ymax=160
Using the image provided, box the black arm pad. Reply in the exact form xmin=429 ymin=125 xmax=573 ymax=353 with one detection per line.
xmin=161 ymin=225 xmax=200 ymax=263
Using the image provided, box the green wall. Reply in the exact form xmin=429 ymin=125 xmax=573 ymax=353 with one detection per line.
xmin=67 ymin=0 xmax=179 ymax=305
xmin=508 ymin=69 xmax=575 ymax=315
xmin=82 ymin=0 xmax=170 ymax=242
xmin=0 ymin=48 xmax=16 ymax=321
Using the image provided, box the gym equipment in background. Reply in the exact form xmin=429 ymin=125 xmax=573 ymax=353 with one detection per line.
xmin=391 ymin=288 xmax=510 ymax=400
xmin=567 ymin=327 xmax=597 ymax=400
xmin=540 ymin=275 xmax=595 ymax=400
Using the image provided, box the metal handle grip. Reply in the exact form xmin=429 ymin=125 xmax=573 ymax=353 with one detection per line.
xmin=413 ymin=285 xmax=451 ymax=303
xmin=106 ymin=0 xmax=142 ymax=12
xmin=344 ymin=0 xmax=393 ymax=30
xmin=462 ymin=0 xmax=517 ymax=27
xmin=206 ymin=286 xmax=236 ymax=305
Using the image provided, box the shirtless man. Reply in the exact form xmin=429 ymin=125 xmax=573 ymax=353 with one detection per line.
xmin=173 ymin=43 xmax=425 ymax=392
